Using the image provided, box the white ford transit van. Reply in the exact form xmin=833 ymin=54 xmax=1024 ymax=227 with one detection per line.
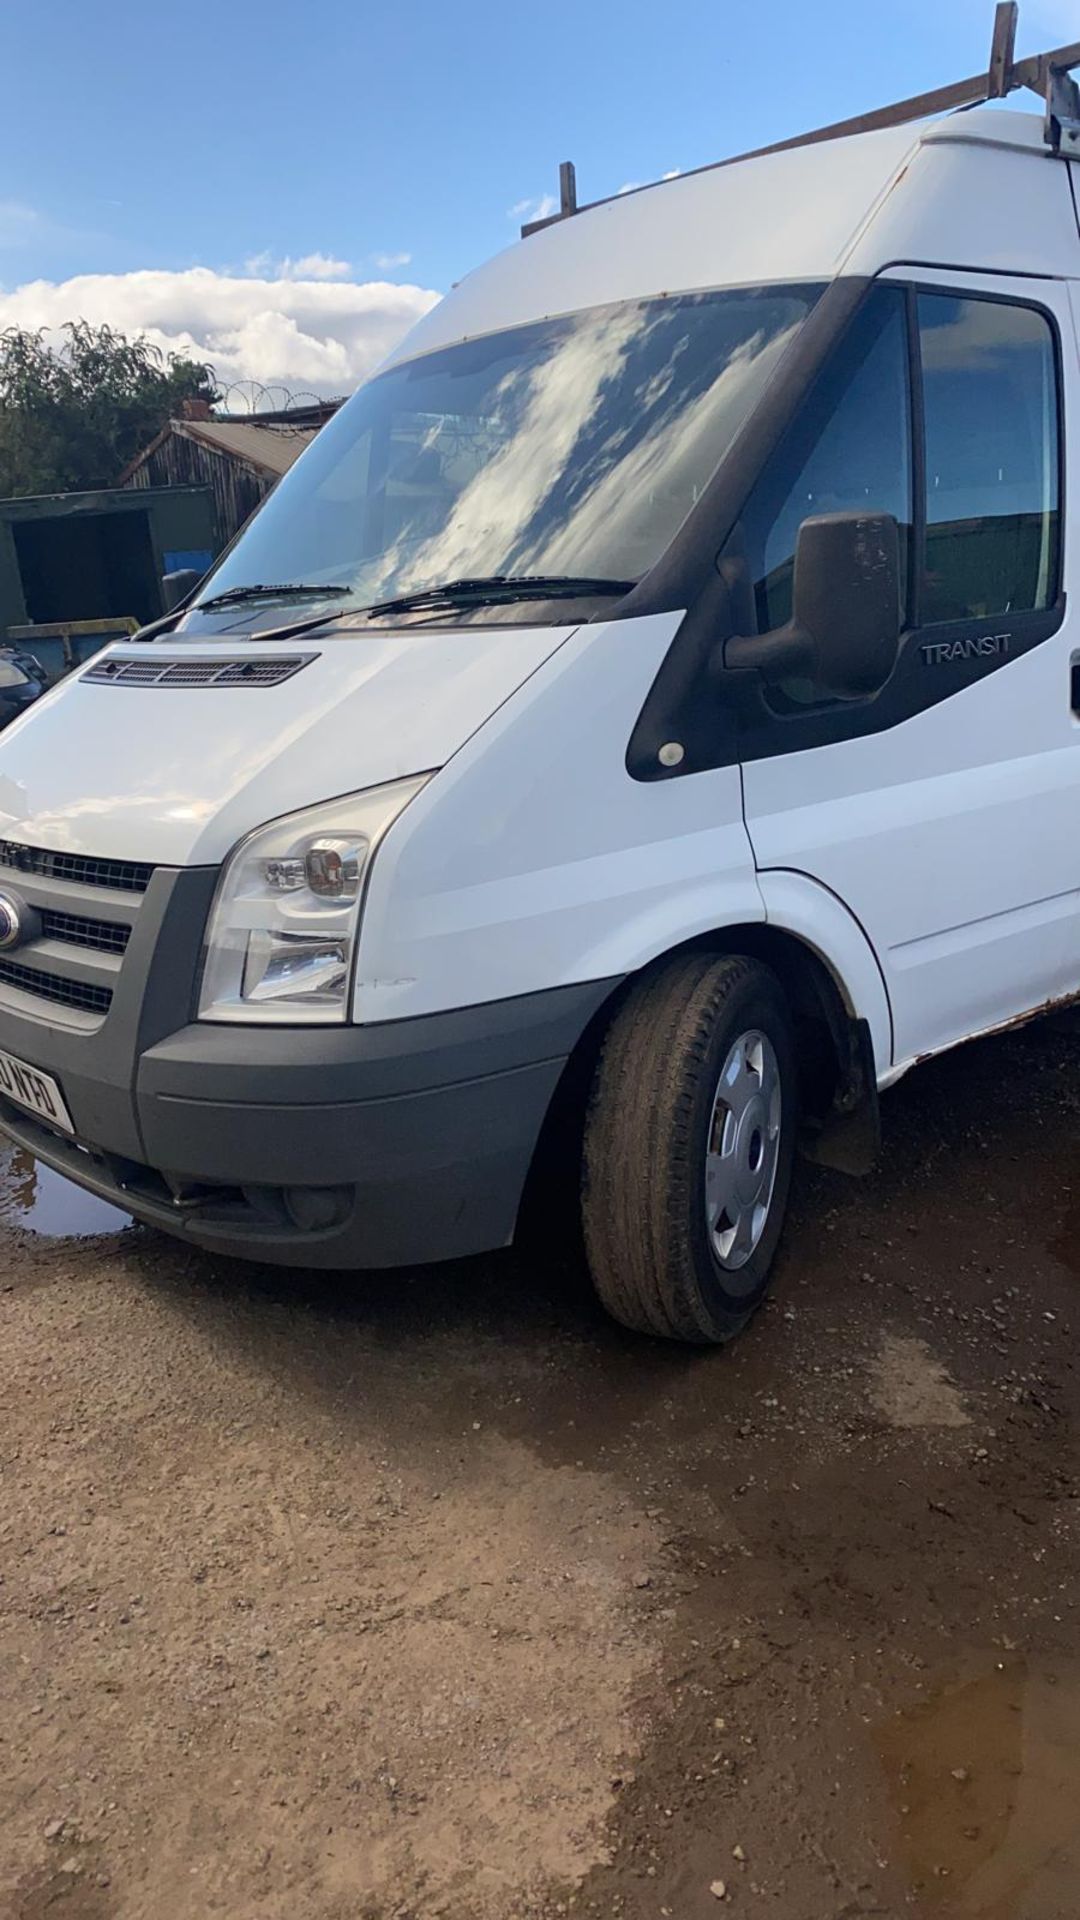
xmin=0 ymin=37 xmax=1078 ymax=1343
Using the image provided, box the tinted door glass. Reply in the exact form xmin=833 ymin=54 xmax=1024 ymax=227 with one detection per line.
xmin=720 ymin=285 xmax=912 ymax=705
xmin=918 ymin=294 xmax=1059 ymax=625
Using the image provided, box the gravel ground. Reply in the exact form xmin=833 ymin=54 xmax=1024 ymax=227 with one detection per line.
xmin=2 ymin=1016 xmax=1080 ymax=1920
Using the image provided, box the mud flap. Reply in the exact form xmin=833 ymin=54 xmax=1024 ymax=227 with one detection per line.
xmin=799 ymin=1015 xmax=881 ymax=1176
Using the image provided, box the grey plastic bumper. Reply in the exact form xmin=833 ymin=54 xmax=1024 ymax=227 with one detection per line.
xmin=0 ymin=977 xmax=619 ymax=1268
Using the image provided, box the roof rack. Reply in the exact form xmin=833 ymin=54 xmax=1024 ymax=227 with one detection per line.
xmin=521 ymin=3 xmax=1080 ymax=237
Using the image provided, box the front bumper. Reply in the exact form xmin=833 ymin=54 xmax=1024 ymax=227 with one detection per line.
xmin=0 ymin=862 xmax=617 ymax=1266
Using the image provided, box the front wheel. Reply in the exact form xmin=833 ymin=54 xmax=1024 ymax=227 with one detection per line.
xmin=581 ymin=953 xmax=798 ymax=1343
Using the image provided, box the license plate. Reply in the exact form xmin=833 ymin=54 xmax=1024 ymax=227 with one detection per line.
xmin=0 ymin=1049 xmax=75 ymax=1134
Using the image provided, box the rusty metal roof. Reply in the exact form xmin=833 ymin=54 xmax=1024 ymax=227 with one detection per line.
xmin=171 ymin=418 xmax=319 ymax=475
xmin=116 ymin=415 xmax=327 ymax=488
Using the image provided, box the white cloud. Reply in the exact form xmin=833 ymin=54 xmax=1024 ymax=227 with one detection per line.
xmin=371 ymin=250 xmax=412 ymax=270
xmin=0 ymin=265 xmax=441 ymax=396
xmin=508 ymin=192 xmax=558 ymax=223
xmin=243 ymin=249 xmax=353 ymax=280
xmin=288 ymin=251 xmax=353 ymax=280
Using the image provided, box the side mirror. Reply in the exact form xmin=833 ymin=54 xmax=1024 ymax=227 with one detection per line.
xmin=724 ymin=511 xmax=901 ymax=700
xmin=161 ymin=567 xmax=204 ymax=613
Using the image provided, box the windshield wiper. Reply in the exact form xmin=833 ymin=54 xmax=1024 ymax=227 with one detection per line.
xmin=362 ymin=574 xmax=635 ymax=617
xmin=197 ymin=582 xmax=353 ymax=612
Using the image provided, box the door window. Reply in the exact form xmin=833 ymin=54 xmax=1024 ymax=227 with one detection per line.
xmin=918 ymin=294 xmax=1060 ymax=625
xmin=718 ymin=284 xmax=1062 ymax=713
xmin=722 ymin=285 xmax=912 ymax=706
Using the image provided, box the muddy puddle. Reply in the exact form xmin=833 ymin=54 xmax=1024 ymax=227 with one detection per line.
xmin=0 ymin=1144 xmax=129 ymax=1238
xmin=878 ymin=1660 xmax=1080 ymax=1917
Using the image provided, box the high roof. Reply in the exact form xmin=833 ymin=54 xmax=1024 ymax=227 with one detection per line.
xmin=383 ymin=107 xmax=1080 ymax=373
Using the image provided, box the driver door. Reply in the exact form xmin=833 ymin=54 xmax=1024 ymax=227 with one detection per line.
xmin=734 ymin=270 xmax=1078 ymax=1069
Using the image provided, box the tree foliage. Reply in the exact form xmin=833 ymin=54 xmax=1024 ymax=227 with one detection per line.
xmin=0 ymin=321 xmax=219 ymax=498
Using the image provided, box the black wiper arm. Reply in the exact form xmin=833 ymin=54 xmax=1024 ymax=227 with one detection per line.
xmin=197 ymin=582 xmax=353 ymax=612
xmin=363 ymin=574 xmax=635 ymax=617
xmin=131 ymin=606 xmax=353 ymax=646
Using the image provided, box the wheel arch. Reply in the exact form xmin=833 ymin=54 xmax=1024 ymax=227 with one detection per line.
xmin=519 ymin=903 xmax=890 ymax=1243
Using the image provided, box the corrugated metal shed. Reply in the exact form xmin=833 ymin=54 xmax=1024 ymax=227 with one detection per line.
xmin=118 ymin=405 xmax=339 ymax=545
xmin=166 ymin=419 xmax=317 ymax=475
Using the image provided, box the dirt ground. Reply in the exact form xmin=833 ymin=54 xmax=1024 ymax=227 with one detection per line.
xmin=2 ymin=1017 xmax=1080 ymax=1920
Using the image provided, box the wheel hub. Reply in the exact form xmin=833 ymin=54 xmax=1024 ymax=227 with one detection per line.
xmin=704 ymin=1029 xmax=782 ymax=1271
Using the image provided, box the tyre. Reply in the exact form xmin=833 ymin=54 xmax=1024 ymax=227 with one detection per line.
xmin=581 ymin=953 xmax=798 ymax=1343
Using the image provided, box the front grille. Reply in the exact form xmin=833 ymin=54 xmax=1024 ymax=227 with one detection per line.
xmin=82 ymin=654 xmax=314 ymax=689
xmin=0 ymin=841 xmax=153 ymax=895
xmin=0 ymin=958 xmax=112 ymax=1015
xmin=40 ymin=909 xmax=130 ymax=956
xmin=0 ymin=840 xmax=153 ymax=1022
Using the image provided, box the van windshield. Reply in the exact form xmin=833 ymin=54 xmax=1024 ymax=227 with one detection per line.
xmin=194 ymin=285 xmax=821 ymax=621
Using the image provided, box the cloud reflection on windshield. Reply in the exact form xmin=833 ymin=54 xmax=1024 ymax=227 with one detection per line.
xmin=198 ymin=286 xmax=819 ymax=610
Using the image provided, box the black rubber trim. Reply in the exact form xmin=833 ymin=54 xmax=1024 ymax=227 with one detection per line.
xmin=0 ymin=1058 xmax=571 ymax=1270
xmin=137 ymin=978 xmax=621 ymax=1110
xmin=906 ymin=283 xmax=928 ymax=632
xmin=875 ymin=257 xmax=1070 ymax=285
xmin=731 ymin=602 xmax=1065 ymax=763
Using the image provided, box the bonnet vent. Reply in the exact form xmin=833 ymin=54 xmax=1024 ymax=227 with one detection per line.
xmin=81 ymin=653 xmax=316 ymax=689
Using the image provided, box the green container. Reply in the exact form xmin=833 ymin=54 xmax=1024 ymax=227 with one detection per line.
xmin=0 ymin=485 xmax=216 ymax=663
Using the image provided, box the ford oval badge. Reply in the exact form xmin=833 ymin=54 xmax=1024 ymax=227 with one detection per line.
xmin=0 ymin=891 xmax=24 ymax=950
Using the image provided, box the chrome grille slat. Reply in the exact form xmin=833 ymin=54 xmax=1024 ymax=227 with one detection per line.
xmin=81 ymin=654 xmax=315 ymax=689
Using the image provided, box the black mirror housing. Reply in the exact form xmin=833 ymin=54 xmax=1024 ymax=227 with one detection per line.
xmin=792 ymin=510 xmax=901 ymax=697
xmin=724 ymin=510 xmax=901 ymax=700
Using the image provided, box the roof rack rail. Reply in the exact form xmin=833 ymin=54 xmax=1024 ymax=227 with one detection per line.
xmin=522 ymin=3 xmax=1080 ymax=237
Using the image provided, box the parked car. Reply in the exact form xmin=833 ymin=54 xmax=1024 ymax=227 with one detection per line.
xmin=0 ymin=26 xmax=1075 ymax=1344
xmin=0 ymin=650 xmax=46 ymax=729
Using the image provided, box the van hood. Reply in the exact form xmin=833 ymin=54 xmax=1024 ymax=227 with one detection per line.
xmin=0 ymin=623 xmax=578 ymax=866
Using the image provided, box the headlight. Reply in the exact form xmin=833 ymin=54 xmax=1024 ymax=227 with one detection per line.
xmin=198 ymin=776 xmax=430 ymax=1024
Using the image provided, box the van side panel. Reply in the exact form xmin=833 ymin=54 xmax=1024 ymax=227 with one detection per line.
xmin=746 ymin=684 xmax=1080 ymax=1067
xmin=356 ymin=614 xmax=768 ymax=1023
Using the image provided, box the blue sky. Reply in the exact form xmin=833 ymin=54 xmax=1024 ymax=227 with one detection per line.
xmin=0 ymin=0 xmax=1076 ymax=397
